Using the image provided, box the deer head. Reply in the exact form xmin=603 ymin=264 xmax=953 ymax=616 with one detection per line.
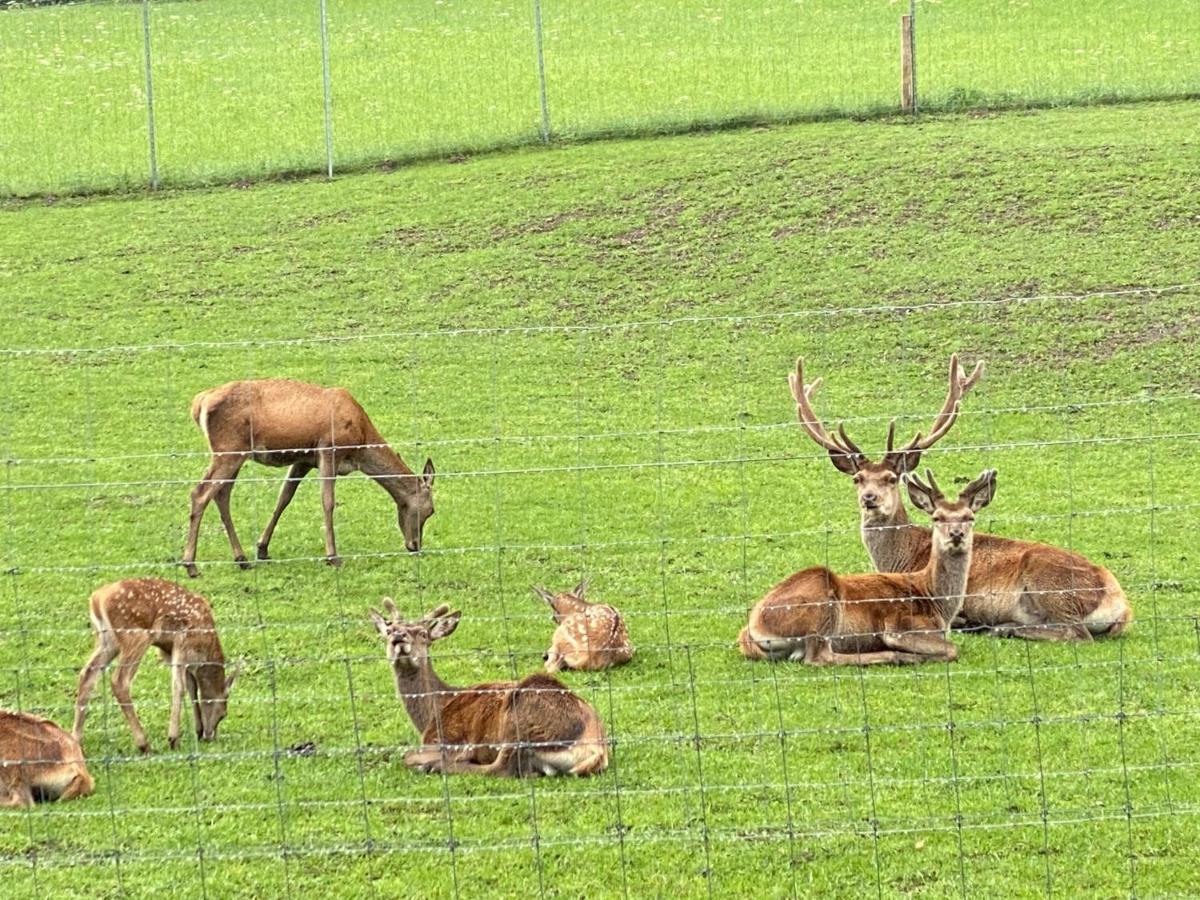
xmin=192 ymin=662 xmax=239 ymax=741
xmin=905 ymin=469 xmax=997 ymax=556
xmin=399 ymin=459 xmax=436 ymax=553
xmin=368 ymin=597 xmax=460 ymax=673
xmin=790 ymin=354 xmax=983 ymax=523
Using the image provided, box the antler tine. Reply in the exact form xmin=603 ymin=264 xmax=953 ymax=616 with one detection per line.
xmin=788 ymin=358 xmax=844 ymax=454
xmin=898 ymin=353 xmax=983 ymax=454
xmin=421 ymin=604 xmax=451 ymax=624
xmin=885 ymin=419 xmax=896 ymax=453
xmin=924 ymin=468 xmax=945 ymax=501
xmin=835 ymin=423 xmax=865 ymax=458
xmin=381 ymin=597 xmax=401 ymax=622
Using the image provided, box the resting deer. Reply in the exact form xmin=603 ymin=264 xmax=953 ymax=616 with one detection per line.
xmin=532 ymin=580 xmax=634 ymax=672
xmin=740 ymin=469 xmax=995 ymax=665
xmin=368 ymin=600 xmax=609 ymax=778
xmin=73 ymin=579 xmax=239 ymax=753
xmin=791 ymin=355 xmax=1131 ymax=641
xmin=0 ymin=711 xmax=94 ymax=808
xmin=183 ymin=378 xmax=435 ymax=577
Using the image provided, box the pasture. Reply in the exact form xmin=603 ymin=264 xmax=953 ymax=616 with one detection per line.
xmin=1 ymin=99 xmax=1199 ymax=897
xmin=2 ymin=0 xmax=1199 ymax=195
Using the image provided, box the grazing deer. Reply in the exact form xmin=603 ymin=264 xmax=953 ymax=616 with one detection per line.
xmin=183 ymin=378 xmax=435 ymax=577
xmin=532 ymin=580 xmax=634 ymax=672
xmin=73 ymin=579 xmax=239 ymax=754
xmin=791 ymin=355 xmax=1131 ymax=641
xmin=0 ymin=711 xmax=94 ymax=808
xmin=368 ymin=600 xmax=608 ymax=778
xmin=740 ymin=469 xmax=995 ymax=665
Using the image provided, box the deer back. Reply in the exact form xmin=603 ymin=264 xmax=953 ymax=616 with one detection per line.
xmin=91 ymin=579 xmax=225 ymax=665
xmin=551 ymin=604 xmax=633 ymax=667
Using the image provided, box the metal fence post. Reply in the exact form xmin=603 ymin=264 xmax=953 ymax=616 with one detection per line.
xmin=532 ymin=0 xmax=551 ymax=143
xmin=140 ymin=0 xmax=159 ymax=189
xmin=319 ymin=0 xmax=334 ymax=178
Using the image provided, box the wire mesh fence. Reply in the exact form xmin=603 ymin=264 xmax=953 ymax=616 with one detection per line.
xmin=2 ymin=0 xmax=1197 ymax=196
xmin=0 ymin=283 xmax=1197 ymax=895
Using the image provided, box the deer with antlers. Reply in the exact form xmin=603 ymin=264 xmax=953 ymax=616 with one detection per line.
xmin=532 ymin=581 xmax=633 ymax=672
xmin=183 ymin=379 xmax=435 ymax=577
xmin=790 ymin=355 xmax=1131 ymax=641
xmin=369 ymin=600 xmax=609 ymax=777
xmin=73 ymin=579 xmax=239 ymax=753
xmin=740 ymin=469 xmax=995 ymax=665
xmin=0 ymin=711 xmax=94 ymax=808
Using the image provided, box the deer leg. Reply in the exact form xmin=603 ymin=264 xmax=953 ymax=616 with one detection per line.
xmin=213 ymin=479 xmax=250 ymax=569
xmin=805 ymin=637 xmax=926 ymax=666
xmin=56 ymin=768 xmax=95 ymax=801
xmin=186 ymin=671 xmax=203 ymax=740
xmin=182 ymin=456 xmax=244 ymax=578
xmin=109 ymin=636 xmax=151 ymax=753
xmin=317 ymin=450 xmax=341 ymax=567
xmin=168 ymin=657 xmax=185 ymax=750
xmin=256 ymin=462 xmax=312 ymax=560
xmin=543 ymin=648 xmax=565 ymax=673
xmin=73 ymin=635 xmax=119 ymax=740
xmin=0 ymin=780 xmax=34 ymax=809
xmin=879 ymin=630 xmax=960 ymax=662
xmin=989 ymin=622 xmax=1094 ymax=642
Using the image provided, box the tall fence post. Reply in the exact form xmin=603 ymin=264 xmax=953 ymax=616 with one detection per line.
xmin=140 ymin=0 xmax=159 ymax=189
xmin=900 ymin=13 xmax=915 ymax=113
xmin=532 ymin=0 xmax=551 ymax=143
xmin=319 ymin=0 xmax=335 ymax=178
xmin=909 ymin=0 xmax=919 ymax=113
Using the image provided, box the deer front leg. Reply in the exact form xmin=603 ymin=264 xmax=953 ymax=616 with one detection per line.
xmin=317 ymin=450 xmax=341 ymax=567
xmin=168 ymin=659 xmax=186 ymax=750
xmin=73 ymin=636 xmax=119 ymax=740
xmin=988 ymin=622 xmax=1093 ymax=642
xmin=805 ymin=637 xmax=927 ymax=666
xmin=879 ymin=630 xmax=960 ymax=662
xmin=256 ymin=462 xmax=312 ymax=560
xmin=109 ymin=636 xmax=151 ymax=753
xmin=186 ymin=671 xmax=203 ymax=739
xmin=182 ymin=456 xmax=245 ymax=578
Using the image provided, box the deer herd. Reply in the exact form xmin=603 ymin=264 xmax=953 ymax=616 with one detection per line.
xmin=1 ymin=357 xmax=1132 ymax=807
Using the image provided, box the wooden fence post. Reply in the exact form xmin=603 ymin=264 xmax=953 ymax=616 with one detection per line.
xmin=900 ymin=14 xmax=915 ymax=113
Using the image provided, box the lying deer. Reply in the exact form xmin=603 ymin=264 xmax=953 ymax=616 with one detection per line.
xmin=369 ymin=599 xmax=608 ymax=777
xmin=74 ymin=579 xmax=239 ymax=753
xmin=183 ymin=378 xmax=435 ymax=577
xmin=0 ymin=711 xmax=94 ymax=808
xmin=532 ymin=580 xmax=633 ymax=672
xmin=791 ymin=355 xmax=1131 ymax=641
xmin=740 ymin=469 xmax=995 ymax=665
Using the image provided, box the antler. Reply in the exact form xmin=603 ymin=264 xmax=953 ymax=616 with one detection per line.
xmin=905 ymin=468 xmax=945 ymax=503
xmin=888 ymin=353 xmax=984 ymax=462
xmin=420 ymin=604 xmax=451 ymax=626
xmin=789 ymin=358 xmax=867 ymax=472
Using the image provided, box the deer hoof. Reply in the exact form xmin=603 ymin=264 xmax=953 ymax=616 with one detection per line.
xmin=168 ymin=737 xmax=180 ymax=751
xmin=256 ymin=546 xmax=270 ymax=561
xmin=183 ymin=563 xmax=201 ymax=579
xmin=326 ymin=555 xmax=343 ymax=569
xmin=234 ymin=555 xmax=252 ymax=571
xmin=137 ymin=743 xmax=152 ymax=756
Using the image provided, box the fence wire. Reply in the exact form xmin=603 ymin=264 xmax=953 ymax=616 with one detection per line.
xmin=0 ymin=283 xmax=1197 ymax=897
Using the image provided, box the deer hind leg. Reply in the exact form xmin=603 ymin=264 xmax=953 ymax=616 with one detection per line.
xmin=256 ymin=462 xmax=312 ymax=561
xmin=0 ymin=772 xmax=34 ymax=809
xmin=879 ymin=630 xmax=960 ymax=663
xmin=109 ymin=635 xmax=152 ymax=753
xmin=55 ymin=766 xmax=95 ymax=802
xmin=806 ymin=637 xmax=927 ymax=666
xmin=213 ymin=477 xmax=250 ymax=569
xmin=74 ymin=632 xmax=120 ymax=740
xmin=317 ymin=450 xmax=341 ymax=567
xmin=183 ymin=455 xmax=246 ymax=577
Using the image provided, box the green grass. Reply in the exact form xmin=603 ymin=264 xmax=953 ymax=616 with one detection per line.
xmin=1 ymin=100 xmax=1199 ymax=897
xmin=2 ymin=0 xmax=1198 ymax=195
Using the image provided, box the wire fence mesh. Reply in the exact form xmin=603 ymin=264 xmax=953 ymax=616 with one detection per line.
xmin=2 ymin=0 xmax=1197 ymax=196
xmin=0 ymin=283 xmax=1197 ymax=895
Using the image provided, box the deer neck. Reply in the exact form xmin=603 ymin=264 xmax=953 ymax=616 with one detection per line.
xmin=356 ymin=434 xmax=416 ymax=505
xmin=392 ymin=660 xmax=456 ymax=734
xmin=861 ymin=502 xmax=929 ymax=573
xmin=924 ymin=540 xmax=973 ymax=627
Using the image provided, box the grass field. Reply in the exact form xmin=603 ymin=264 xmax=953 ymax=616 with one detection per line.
xmin=2 ymin=0 xmax=1198 ymax=195
xmin=1 ymin=100 xmax=1199 ymax=897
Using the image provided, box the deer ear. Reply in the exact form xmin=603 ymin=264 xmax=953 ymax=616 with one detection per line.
xmin=532 ymin=586 xmax=556 ymax=604
xmin=827 ymin=448 xmax=860 ymax=475
xmin=573 ymin=578 xmax=589 ymax=599
xmin=428 ymin=610 xmax=461 ymax=641
xmin=368 ymin=609 xmax=390 ymax=636
xmin=962 ymin=469 xmax=997 ymax=512
xmin=422 ymin=458 xmax=435 ymax=486
xmin=224 ymin=663 xmax=242 ymax=695
xmin=905 ymin=474 xmax=937 ymax=515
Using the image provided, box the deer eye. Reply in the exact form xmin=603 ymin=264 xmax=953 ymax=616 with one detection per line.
xmin=884 ymin=473 xmax=897 ymax=484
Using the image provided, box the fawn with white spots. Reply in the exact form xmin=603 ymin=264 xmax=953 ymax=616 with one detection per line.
xmin=0 ymin=711 xmax=94 ymax=808
xmin=740 ymin=469 xmax=995 ymax=666
xmin=369 ymin=600 xmax=609 ymax=778
xmin=791 ymin=355 xmax=1131 ymax=640
xmin=73 ymin=579 xmax=239 ymax=753
xmin=532 ymin=581 xmax=633 ymax=672
xmin=183 ymin=379 xmax=435 ymax=577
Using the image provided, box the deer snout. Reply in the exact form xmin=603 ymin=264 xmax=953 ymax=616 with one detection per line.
xmin=948 ymin=527 xmax=967 ymax=546
xmin=861 ymin=492 xmax=879 ymax=509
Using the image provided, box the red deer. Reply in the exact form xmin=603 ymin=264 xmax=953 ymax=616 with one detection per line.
xmin=0 ymin=711 xmax=94 ymax=808
xmin=740 ymin=469 xmax=995 ymax=665
xmin=368 ymin=599 xmax=608 ymax=777
xmin=183 ymin=379 xmax=435 ymax=577
xmin=532 ymin=581 xmax=633 ymax=672
xmin=791 ymin=356 xmax=1131 ymax=641
xmin=73 ymin=579 xmax=239 ymax=753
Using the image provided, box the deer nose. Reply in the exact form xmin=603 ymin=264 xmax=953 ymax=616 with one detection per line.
xmin=542 ymin=652 xmax=550 ymax=662
xmin=861 ymin=493 xmax=879 ymax=507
